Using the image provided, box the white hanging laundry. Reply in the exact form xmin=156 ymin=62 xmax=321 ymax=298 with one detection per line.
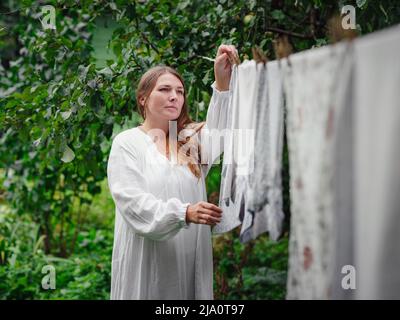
xmin=241 ymin=60 xmax=285 ymax=243
xmin=265 ymin=61 xmax=285 ymax=241
xmin=330 ymin=43 xmax=356 ymax=300
xmin=213 ymin=64 xmax=240 ymax=233
xmin=214 ymin=61 xmax=258 ymax=234
xmin=283 ymin=42 xmax=348 ymax=299
xmin=352 ymin=24 xmax=400 ymax=299
xmin=240 ymin=62 xmax=268 ymax=242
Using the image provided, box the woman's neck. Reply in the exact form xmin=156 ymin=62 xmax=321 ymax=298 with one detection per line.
xmin=141 ymin=119 xmax=170 ymax=136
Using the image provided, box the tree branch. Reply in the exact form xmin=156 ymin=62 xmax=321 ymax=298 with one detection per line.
xmin=265 ymin=27 xmax=313 ymax=39
xmin=140 ymin=32 xmax=160 ymax=55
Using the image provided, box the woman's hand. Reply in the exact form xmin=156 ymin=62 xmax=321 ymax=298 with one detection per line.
xmin=214 ymin=44 xmax=239 ymax=92
xmin=186 ymin=201 xmax=222 ymax=226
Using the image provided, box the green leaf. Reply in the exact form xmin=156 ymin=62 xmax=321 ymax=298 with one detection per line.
xmin=271 ymin=10 xmax=285 ymax=22
xmin=356 ymin=0 xmax=367 ymax=8
xmin=61 ymin=145 xmax=75 ymax=163
xmin=78 ymin=64 xmax=90 ymax=82
xmin=109 ymin=2 xmax=117 ymax=11
xmin=60 ymin=110 xmax=72 ymax=120
xmin=202 ymin=70 xmax=211 ymax=85
xmin=379 ymin=4 xmax=388 ymax=22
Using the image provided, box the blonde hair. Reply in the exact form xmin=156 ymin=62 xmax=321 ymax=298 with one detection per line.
xmin=135 ymin=65 xmax=205 ymax=179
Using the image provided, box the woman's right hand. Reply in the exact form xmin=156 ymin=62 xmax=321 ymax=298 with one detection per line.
xmin=186 ymin=201 xmax=222 ymax=226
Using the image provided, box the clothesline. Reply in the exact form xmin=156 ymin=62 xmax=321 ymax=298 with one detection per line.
xmin=212 ymin=23 xmax=400 ymax=300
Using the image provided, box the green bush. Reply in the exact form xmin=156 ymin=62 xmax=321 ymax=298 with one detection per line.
xmin=212 ymin=228 xmax=289 ymax=300
xmin=0 ymin=204 xmax=112 ymax=300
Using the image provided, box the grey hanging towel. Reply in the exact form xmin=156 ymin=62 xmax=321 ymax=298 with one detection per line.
xmin=241 ymin=60 xmax=285 ymax=243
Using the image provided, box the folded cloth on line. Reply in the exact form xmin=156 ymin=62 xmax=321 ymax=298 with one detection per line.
xmin=241 ymin=60 xmax=285 ymax=243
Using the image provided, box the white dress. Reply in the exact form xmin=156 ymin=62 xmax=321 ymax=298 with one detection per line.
xmin=107 ymin=82 xmax=231 ymax=300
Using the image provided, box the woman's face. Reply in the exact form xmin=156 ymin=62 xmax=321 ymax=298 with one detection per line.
xmin=141 ymin=73 xmax=185 ymax=121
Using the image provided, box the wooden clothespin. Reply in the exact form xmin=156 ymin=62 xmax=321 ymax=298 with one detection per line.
xmin=273 ymin=34 xmax=293 ymax=67
xmin=327 ymin=14 xmax=358 ymax=44
xmin=251 ymin=46 xmax=268 ymax=64
xmin=227 ymin=50 xmax=241 ymax=65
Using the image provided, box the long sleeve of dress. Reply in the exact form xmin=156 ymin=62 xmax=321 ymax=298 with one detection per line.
xmin=200 ymin=81 xmax=232 ymax=176
xmin=107 ymin=136 xmax=191 ymax=241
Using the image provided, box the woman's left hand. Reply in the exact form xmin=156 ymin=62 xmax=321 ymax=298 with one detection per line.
xmin=214 ymin=44 xmax=239 ymax=92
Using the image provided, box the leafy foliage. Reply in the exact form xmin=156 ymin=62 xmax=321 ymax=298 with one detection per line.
xmin=0 ymin=204 xmax=112 ymax=299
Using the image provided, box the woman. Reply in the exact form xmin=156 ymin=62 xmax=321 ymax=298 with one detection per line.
xmin=107 ymin=44 xmax=239 ymax=299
